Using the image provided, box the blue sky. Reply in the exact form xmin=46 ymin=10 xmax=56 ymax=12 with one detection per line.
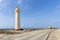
xmin=0 ymin=0 xmax=60 ymax=29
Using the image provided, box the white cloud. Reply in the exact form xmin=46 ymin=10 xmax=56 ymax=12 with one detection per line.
xmin=56 ymin=5 xmax=60 ymax=8
xmin=0 ymin=0 xmax=2 ymax=3
xmin=17 ymin=0 xmax=31 ymax=11
xmin=0 ymin=0 xmax=2 ymax=2
xmin=17 ymin=0 xmax=23 ymax=4
xmin=0 ymin=0 xmax=31 ymax=10
xmin=0 ymin=0 xmax=7 ymax=9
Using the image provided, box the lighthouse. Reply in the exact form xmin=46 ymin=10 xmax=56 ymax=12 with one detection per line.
xmin=15 ymin=7 xmax=20 ymax=30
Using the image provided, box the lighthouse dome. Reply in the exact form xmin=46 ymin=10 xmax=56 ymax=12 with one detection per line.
xmin=15 ymin=7 xmax=20 ymax=13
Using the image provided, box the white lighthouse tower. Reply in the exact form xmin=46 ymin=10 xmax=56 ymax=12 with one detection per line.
xmin=15 ymin=7 xmax=20 ymax=30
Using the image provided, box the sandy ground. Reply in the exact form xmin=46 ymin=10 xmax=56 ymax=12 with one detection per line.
xmin=0 ymin=29 xmax=60 ymax=40
xmin=0 ymin=30 xmax=50 ymax=40
xmin=54 ymin=29 xmax=60 ymax=40
xmin=48 ymin=29 xmax=60 ymax=40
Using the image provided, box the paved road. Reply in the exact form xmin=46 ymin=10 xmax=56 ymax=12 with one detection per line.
xmin=0 ymin=29 xmax=53 ymax=40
